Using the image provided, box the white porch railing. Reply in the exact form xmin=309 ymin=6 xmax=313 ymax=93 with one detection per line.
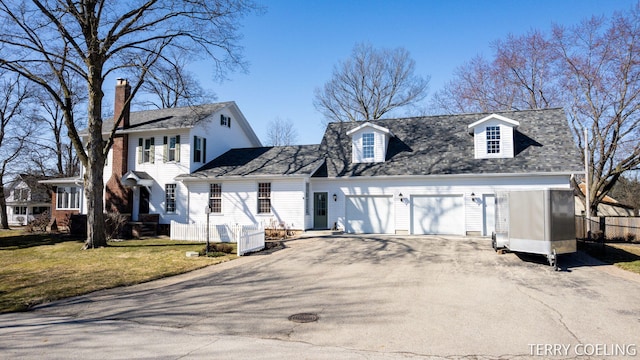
xmin=170 ymin=221 xmax=265 ymax=256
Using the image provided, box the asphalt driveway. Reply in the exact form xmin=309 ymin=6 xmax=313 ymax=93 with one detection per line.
xmin=1 ymin=235 xmax=640 ymax=359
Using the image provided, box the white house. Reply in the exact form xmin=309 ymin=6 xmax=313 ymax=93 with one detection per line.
xmin=178 ymin=108 xmax=584 ymax=236
xmin=42 ymin=79 xmax=262 ymax=233
xmin=43 ymin=79 xmax=583 ymax=237
xmin=5 ymin=174 xmax=51 ymax=226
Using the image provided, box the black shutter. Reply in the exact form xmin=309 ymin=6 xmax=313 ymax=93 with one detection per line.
xmin=202 ymin=138 xmax=207 ymax=163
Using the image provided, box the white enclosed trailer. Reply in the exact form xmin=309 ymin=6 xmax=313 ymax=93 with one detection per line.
xmin=492 ymin=189 xmax=576 ymax=270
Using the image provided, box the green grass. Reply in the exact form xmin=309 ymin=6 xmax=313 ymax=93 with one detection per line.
xmin=0 ymin=229 xmax=237 ymax=313
xmin=580 ymin=240 xmax=640 ymax=274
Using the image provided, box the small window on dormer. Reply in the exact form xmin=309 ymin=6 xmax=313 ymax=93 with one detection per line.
xmin=486 ymin=126 xmax=500 ymax=154
xmin=362 ymin=133 xmax=374 ymax=159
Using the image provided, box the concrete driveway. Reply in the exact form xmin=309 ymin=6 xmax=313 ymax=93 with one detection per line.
xmin=1 ymin=235 xmax=640 ymax=359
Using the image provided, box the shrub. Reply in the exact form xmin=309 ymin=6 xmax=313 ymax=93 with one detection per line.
xmin=24 ymin=211 xmax=51 ymax=233
xmin=104 ymin=212 xmax=129 ymax=240
xmin=200 ymin=243 xmax=234 ymax=256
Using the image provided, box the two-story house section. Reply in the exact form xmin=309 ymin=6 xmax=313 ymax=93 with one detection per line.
xmin=43 ymin=79 xmax=262 ymax=232
xmin=5 ymin=174 xmax=51 ymax=226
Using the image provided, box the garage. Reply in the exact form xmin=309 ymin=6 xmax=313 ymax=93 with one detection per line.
xmin=411 ymin=195 xmax=465 ymax=235
xmin=346 ymin=196 xmax=394 ymax=234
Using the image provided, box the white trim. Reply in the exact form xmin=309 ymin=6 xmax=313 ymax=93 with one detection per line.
xmin=309 ymin=171 xmax=582 ymax=181
xmin=468 ymin=113 xmax=520 ymax=129
xmin=346 ymin=122 xmax=394 ymax=136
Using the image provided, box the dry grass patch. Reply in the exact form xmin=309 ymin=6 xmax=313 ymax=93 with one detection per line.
xmin=0 ymin=230 xmax=236 ymax=313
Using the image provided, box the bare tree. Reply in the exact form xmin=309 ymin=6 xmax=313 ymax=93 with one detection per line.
xmin=554 ymin=8 xmax=640 ymax=216
xmin=431 ymin=5 xmax=640 ymax=217
xmin=265 ymin=117 xmax=298 ymax=146
xmin=433 ymin=30 xmax=560 ymax=113
xmin=27 ymin=84 xmax=85 ymax=177
xmin=314 ymin=43 xmax=430 ymax=123
xmin=0 ymin=0 xmax=257 ymax=248
xmin=135 ymin=52 xmax=217 ymax=109
xmin=0 ymin=74 xmax=36 ymax=229
xmin=610 ymin=174 xmax=640 ymax=212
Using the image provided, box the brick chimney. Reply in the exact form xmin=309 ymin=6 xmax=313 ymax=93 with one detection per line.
xmin=114 ymin=78 xmax=131 ymax=129
xmin=106 ymin=79 xmax=132 ymax=215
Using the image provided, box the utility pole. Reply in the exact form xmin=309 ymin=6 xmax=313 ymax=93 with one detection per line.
xmin=584 ymin=127 xmax=591 ymax=237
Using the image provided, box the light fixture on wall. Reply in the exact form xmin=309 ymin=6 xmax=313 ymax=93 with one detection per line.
xmin=399 ymin=192 xmax=404 ymax=203
xmin=470 ymin=192 xmax=477 ymax=203
xmin=333 ymin=193 xmax=337 ymax=202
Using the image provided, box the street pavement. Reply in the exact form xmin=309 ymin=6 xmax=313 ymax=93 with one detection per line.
xmin=1 ymin=235 xmax=639 ymax=359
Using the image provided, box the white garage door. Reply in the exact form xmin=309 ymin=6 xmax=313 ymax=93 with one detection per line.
xmin=411 ymin=195 xmax=465 ymax=235
xmin=346 ymin=196 xmax=394 ymax=234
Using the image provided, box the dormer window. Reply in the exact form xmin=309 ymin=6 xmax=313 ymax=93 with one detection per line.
xmin=486 ymin=126 xmax=500 ymax=154
xmin=468 ymin=114 xmax=519 ymax=159
xmin=362 ymin=133 xmax=375 ymax=159
xmin=346 ymin=122 xmax=393 ymax=164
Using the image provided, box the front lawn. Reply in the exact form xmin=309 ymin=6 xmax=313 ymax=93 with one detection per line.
xmin=0 ymin=229 xmax=236 ymax=313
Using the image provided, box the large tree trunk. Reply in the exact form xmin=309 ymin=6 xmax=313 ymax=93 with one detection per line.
xmin=83 ymin=64 xmax=107 ymax=249
xmin=0 ymin=179 xmax=9 ymax=229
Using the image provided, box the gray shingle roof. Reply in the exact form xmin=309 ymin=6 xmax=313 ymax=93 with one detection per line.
xmin=316 ymin=108 xmax=583 ymax=178
xmin=182 ymin=145 xmax=324 ymax=179
xmin=95 ymin=102 xmax=232 ymax=134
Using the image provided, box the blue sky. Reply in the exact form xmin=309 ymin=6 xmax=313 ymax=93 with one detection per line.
xmin=194 ymin=0 xmax=637 ymax=146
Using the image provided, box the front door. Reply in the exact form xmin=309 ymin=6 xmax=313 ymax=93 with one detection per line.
xmin=313 ymin=192 xmax=328 ymax=229
xmin=139 ymin=187 xmax=150 ymax=215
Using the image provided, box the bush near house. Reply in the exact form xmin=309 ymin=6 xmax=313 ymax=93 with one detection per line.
xmin=24 ymin=211 xmax=50 ymax=233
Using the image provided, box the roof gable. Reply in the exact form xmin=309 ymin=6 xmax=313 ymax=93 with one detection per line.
xmin=467 ymin=113 xmax=520 ymax=130
xmin=345 ymin=122 xmax=393 ymax=136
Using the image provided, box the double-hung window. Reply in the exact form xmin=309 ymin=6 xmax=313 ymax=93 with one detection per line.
xmin=257 ymin=183 xmax=271 ymax=214
xmin=209 ymin=184 xmax=222 ymax=213
xmin=486 ymin=126 xmax=501 ymax=154
xmin=138 ymin=137 xmax=155 ymax=163
xmin=362 ymin=133 xmax=374 ymax=159
xmin=165 ymin=184 xmax=176 ymax=213
xmin=14 ymin=206 xmax=27 ymax=215
xmin=163 ymin=135 xmax=180 ymax=162
xmin=193 ymin=136 xmax=206 ymax=163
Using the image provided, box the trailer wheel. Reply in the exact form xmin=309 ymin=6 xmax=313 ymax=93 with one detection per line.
xmin=548 ymin=249 xmax=558 ymax=271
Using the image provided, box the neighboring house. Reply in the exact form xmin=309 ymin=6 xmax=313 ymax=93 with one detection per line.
xmin=42 ymin=79 xmax=262 ymax=232
xmin=178 ymin=108 xmax=584 ymax=236
xmin=575 ymin=183 xmax=635 ymax=217
xmin=5 ymin=174 xmax=51 ymax=226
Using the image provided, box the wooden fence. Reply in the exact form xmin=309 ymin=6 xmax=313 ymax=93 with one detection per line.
xmin=575 ymin=216 xmax=640 ymax=241
xmin=170 ymin=221 xmax=265 ymax=255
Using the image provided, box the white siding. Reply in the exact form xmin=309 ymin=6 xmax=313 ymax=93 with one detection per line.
xmin=189 ymin=109 xmax=258 ymax=172
xmin=185 ymin=178 xmax=306 ymax=230
xmin=130 ymin=129 xmax=191 ymax=224
xmin=311 ymin=175 xmax=572 ymax=235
